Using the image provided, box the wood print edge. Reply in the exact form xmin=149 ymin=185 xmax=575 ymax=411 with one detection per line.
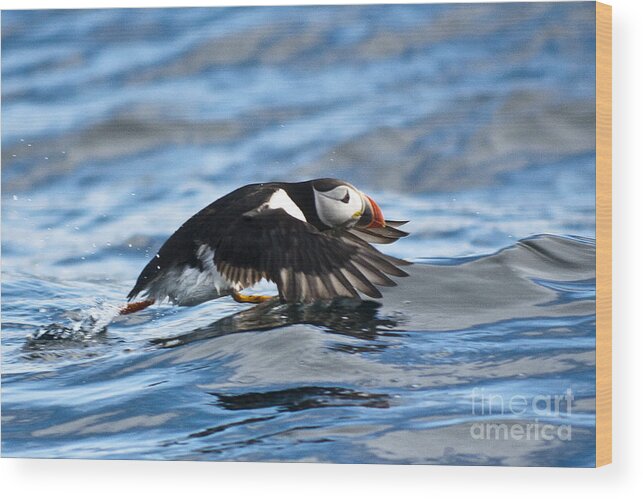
xmin=595 ymin=0 xmax=612 ymax=468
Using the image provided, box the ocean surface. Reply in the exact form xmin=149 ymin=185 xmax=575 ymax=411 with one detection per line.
xmin=2 ymin=3 xmax=597 ymax=466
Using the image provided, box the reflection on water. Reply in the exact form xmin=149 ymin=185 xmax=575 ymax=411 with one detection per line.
xmin=212 ymin=386 xmax=391 ymax=412
xmin=152 ymin=298 xmax=400 ymax=349
xmin=1 ymin=3 xmax=596 ymax=466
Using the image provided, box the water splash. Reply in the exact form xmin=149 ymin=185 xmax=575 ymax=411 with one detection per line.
xmin=25 ymin=299 xmax=121 ymax=350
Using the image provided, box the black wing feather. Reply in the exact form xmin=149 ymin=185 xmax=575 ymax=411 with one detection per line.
xmin=213 ymin=208 xmax=409 ymax=303
xmin=348 ymin=221 xmax=410 ymax=245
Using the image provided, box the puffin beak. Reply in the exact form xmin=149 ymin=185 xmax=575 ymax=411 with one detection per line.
xmin=357 ymin=193 xmax=386 ymax=228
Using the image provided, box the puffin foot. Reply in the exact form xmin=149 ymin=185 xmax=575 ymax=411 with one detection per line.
xmin=232 ymin=291 xmax=274 ymax=304
xmin=119 ymin=299 xmax=155 ymax=315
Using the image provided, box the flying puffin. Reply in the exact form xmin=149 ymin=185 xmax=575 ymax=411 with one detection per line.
xmin=121 ymin=178 xmax=410 ymax=314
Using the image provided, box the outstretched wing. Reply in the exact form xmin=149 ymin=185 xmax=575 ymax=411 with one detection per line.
xmin=214 ymin=208 xmax=410 ymax=303
xmin=348 ymin=220 xmax=409 ymax=245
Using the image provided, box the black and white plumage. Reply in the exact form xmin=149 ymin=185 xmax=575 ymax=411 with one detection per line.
xmin=125 ymin=179 xmax=410 ymax=310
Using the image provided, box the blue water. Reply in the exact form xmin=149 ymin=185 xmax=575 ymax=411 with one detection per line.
xmin=2 ymin=3 xmax=596 ymax=465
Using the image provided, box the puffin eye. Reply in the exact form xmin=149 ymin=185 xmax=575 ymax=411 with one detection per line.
xmin=340 ymin=192 xmax=350 ymax=204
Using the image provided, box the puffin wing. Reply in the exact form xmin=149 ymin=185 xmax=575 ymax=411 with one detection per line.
xmin=214 ymin=208 xmax=409 ymax=303
xmin=348 ymin=220 xmax=410 ymax=245
xmin=127 ymin=182 xmax=280 ymax=302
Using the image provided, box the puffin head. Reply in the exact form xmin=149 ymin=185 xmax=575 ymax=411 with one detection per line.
xmin=311 ymin=178 xmax=386 ymax=230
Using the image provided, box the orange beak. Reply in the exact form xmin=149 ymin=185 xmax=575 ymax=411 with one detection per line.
xmin=360 ymin=194 xmax=386 ymax=228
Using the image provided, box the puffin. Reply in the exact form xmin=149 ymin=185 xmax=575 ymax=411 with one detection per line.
xmin=121 ymin=178 xmax=410 ymax=314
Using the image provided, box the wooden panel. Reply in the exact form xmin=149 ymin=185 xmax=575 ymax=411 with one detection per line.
xmin=595 ymin=1 xmax=612 ymax=468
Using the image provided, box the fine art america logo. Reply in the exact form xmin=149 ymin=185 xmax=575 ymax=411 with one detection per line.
xmin=469 ymin=388 xmax=574 ymax=441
